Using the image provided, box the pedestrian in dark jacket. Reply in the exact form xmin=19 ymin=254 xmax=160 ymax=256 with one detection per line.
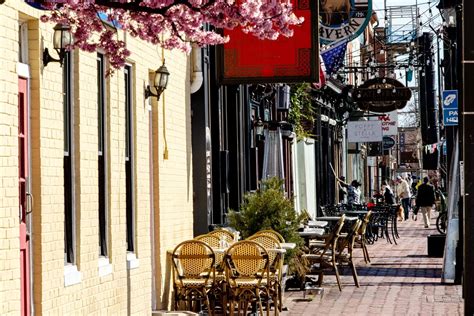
xmin=415 ymin=177 xmax=436 ymax=228
xmin=381 ymin=180 xmax=395 ymax=205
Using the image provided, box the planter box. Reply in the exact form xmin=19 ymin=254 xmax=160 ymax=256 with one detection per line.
xmin=427 ymin=234 xmax=446 ymax=258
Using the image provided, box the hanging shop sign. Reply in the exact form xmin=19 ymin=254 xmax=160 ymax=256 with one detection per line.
xmin=217 ymin=0 xmax=319 ymax=84
xmin=319 ymin=0 xmax=372 ymax=44
xmin=353 ymin=77 xmax=412 ymax=112
xmin=382 ymin=136 xmax=395 ymax=150
xmin=347 ymin=120 xmax=382 ymax=143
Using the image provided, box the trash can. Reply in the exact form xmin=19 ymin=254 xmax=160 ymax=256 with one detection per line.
xmin=427 ymin=234 xmax=446 ymax=257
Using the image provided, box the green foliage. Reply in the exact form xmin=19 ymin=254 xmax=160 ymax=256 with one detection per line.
xmin=228 ymin=177 xmax=307 ymax=276
xmin=288 ymin=83 xmax=316 ymax=140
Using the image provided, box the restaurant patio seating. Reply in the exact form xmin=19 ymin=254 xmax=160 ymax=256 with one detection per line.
xmin=252 ymin=229 xmax=285 ymax=243
xmin=302 ymin=215 xmax=346 ymax=291
xmin=335 ymin=219 xmax=362 ymax=288
xmin=354 ymin=210 xmax=372 ymax=264
xmin=370 ymin=205 xmax=397 ymax=244
xmin=208 ymin=229 xmax=235 ymax=243
xmin=171 ymin=240 xmax=216 ymax=315
xmin=224 ymin=240 xmax=272 ymax=316
xmin=248 ymin=234 xmax=284 ymax=313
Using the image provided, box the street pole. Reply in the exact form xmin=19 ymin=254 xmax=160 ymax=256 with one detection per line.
xmin=462 ymin=1 xmax=474 ymax=315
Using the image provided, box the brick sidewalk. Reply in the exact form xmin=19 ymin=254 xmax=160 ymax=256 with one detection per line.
xmin=281 ymin=216 xmax=463 ymax=315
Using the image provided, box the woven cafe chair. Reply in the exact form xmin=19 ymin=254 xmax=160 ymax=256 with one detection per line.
xmin=171 ymin=239 xmax=216 ymax=315
xmin=252 ymin=229 xmax=285 ymax=243
xmin=248 ymin=234 xmax=283 ymax=313
xmin=335 ymin=219 xmax=362 ymax=288
xmin=354 ymin=210 xmax=372 ymax=264
xmin=208 ymin=229 xmax=235 ymax=243
xmin=195 ymin=234 xmax=225 ymax=271
xmin=195 ymin=233 xmax=227 ymax=312
xmin=224 ymin=240 xmax=271 ymax=316
xmin=302 ymin=215 xmax=346 ymax=291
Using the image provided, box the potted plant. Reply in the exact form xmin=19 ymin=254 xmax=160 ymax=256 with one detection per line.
xmin=227 ymin=177 xmax=308 ymax=287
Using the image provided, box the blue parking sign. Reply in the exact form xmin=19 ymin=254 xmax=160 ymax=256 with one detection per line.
xmin=442 ymin=90 xmax=458 ymax=109
xmin=443 ymin=109 xmax=458 ymax=126
xmin=443 ymin=90 xmax=458 ymax=126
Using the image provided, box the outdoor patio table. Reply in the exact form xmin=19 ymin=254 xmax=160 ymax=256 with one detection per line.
xmin=280 ymin=242 xmax=296 ymax=250
xmin=307 ymin=220 xmax=329 ymax=228
xmin=341 ymin=210 xmax=369 ymax=219
xmin=298 ymin=228 xmax=326 ymax=238
xmin=315 ymin=216 xmax=358 ymax=222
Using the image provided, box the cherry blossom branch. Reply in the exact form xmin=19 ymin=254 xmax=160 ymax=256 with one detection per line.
xmin=38 ymin=0 xmax=304 ymax=72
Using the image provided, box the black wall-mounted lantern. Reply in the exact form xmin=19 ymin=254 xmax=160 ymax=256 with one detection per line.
xmin=254 ymin=118 xmax=265 ymax=137
xmin=145 ymin=63 xmax=170 ymax=100
xmin=43 ymin=23 xmax=73 ymax=67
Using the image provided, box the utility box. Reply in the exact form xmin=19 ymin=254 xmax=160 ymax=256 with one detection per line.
xmin=427 ymin=234 xmax=446 ymax=257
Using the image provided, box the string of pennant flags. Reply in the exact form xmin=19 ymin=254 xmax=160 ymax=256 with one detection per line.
xmin=423 ymin=142 xmax=444 ymax=154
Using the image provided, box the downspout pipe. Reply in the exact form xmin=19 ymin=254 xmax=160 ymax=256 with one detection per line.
xmin=190 ymin=45 xmax=203 ymax=94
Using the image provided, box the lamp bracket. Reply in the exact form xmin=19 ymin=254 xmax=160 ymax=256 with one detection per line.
xmin=43 ymin=48 xmax=62 ymax=67
xmin=145 ymin=85 xmax=164 ymax=100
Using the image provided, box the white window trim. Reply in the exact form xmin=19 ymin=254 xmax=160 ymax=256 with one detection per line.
xmin=64 ymin=264 xmax=82 ymax=287
xmin=98 ymin=257 xmax=112 ymax=277
xmin=126 ymin=252 xmax=139 ymax=270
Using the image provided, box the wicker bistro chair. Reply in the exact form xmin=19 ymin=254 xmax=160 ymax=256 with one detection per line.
xmin=302 ymin=215 xmax=346 ymax=291
xmin=195 ymin=234 xmax=227 ymax=312
xmin=208 ymin=229 xmax=235 ymax=244
xmin=195 ymin=234 xmax=223 ymax=266
xmin=354 ymin=210 xmax=373 ymax=264
xmin=335 ymin=219 xmax=363 ymax=288
xmin=224 ymin=240 xmax=271 ymax=316
xmin=171 ymin=240 xmax=216 ymax=315
xmin=248 ymin=234 xmax=283 ymax=313
xmin=252 ymin=229 xmax=285 ymax=243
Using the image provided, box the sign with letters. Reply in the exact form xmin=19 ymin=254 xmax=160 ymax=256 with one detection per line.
xmin=374 ymin=110 xmax=398 ymax=136
xmin=442 ymin=90 xmax=458 ymax=126
xmin=382 ymin=136 xmax=396 ymax=149
xmin=347 ymin=121 xmax=382 ymax=143
xmin=319 ymin=0 xmax=372 ymax=44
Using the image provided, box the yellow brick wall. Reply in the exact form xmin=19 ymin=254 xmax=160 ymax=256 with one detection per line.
xmin=0 ymin=2 xmax=21 ymax=315
xmin=0 ymin=0 xmax=194 ymax=314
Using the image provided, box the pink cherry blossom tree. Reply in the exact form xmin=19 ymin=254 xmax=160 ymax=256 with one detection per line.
xmin=33 ymin=0 xmax=303 ymax=70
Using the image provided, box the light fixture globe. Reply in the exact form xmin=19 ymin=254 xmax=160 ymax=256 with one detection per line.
xmin=255 ymin=118 xmax=264 ymax=136
xmin=145 ymin=62 xmax=170 ymax=100
xmin=154 ymin=64 xmax=170 ymax=91
xmin=53 ymin=23 xmax=73 ymax=51
xmin=44 ymin=23 xmax=72 ymax=67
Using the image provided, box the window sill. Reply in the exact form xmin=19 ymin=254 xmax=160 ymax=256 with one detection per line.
xmin=126 ymin=252 xmax=139 ymax=270
xmin=98 ymin=257 xmax=113 ymax=277
xmin=64 ymin=264 xmax=82 ymax=287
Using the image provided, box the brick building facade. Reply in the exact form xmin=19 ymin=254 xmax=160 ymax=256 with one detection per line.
xmin=0 ymin=1 xmax=194 ymax=314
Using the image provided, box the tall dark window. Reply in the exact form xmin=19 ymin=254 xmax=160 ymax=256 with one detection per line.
xmin=125 ymin=65 xmax=135 ymax=252
xmin=64 ymin=52 xmax=75 ymax=264
xmin=97 ymin=54 xmax=108 ymax=256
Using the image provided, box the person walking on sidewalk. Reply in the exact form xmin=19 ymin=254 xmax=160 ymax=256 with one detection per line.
xmin=396 ymin=175 xmax=412 ymax=220
xmin=381 ymin=180 xmax=395 ymax=205
xmin=415 ymin=177 xmax=436 ymax=228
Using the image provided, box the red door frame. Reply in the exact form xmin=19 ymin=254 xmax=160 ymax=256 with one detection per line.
xmin=18 ymin=77 xmax=30 ymax=316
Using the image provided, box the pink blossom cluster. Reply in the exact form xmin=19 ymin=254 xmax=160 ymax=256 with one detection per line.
xmin=39 ymin=0 xmax=303 ymax=70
